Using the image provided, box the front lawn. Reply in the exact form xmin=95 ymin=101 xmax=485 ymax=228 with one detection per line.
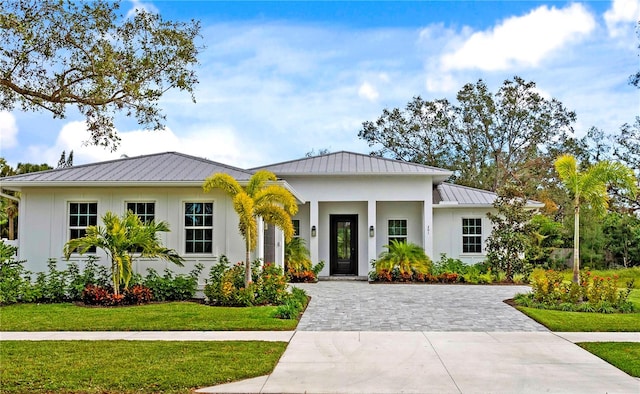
xmin=0 ymin=340 xmax=287 ymax=393
xmin=0 ymin=301 xmax=298 ymax=331
xmin=577 ymin=342 xmax=640 ymax=378
xmin=517 ymin=306 xmax=640 ymax=331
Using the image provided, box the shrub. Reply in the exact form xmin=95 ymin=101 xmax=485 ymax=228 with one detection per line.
xmin=375 ymin=240 xmax=432 ymax=277
xmin=432 ymin=254 xmax=467 ymax=275
xmin=123 ymin=284 xmax=153 ymax=305
xmin=33 ymin=259 xmax=69 ymax=303
xmin=274 ymin=287 xmax=308 ymax=319
xmin=143 ymin=263 xmax=203 ymax=301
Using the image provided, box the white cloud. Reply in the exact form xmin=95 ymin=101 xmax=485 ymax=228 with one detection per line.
xmin=0 ymin=111 xmax=18 ymax=149
xmin=358 ymin=82 xmax=379 ymax=101
xmin=604 ymin=0 xmax=640 ymax=38
xmin=425 ymin=73 xmax=458 ymax=93
xmin=441 ymin=3 xmax=596 ymax=71
xmin=25 ymin=121 xmax=261 ymax=169
xmin=126 ymin=0 xmax=159 ymax=18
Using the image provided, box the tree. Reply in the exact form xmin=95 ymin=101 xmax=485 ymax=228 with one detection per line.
xmin=203 ymin=170 xmax=298 ymax=286
xmin=603 ymin=212 xmax=640 ymax=267
xmin=358 ymin=76 xmax=576 ymax=192
xmin=554 ymin=155 xmax=637 ymax=283
xmin=63 ymin=211 xmax=184 ymax=295
xmin=486 ymin=185 xmax=533 ymax=281
xmin=0 ymin=0 xmax=200 ymax=150
xmin=630 ymin=21 xmax=640 ymax=88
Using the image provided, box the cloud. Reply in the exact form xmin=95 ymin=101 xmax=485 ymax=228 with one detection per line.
xmin=358 ymin=82 xmax=379 ymax=101
xmin=0 ymin=111 xmax=18 ymax=149
xmin=25 ymin=121 xmax=261 ymax=169
xmin=441 ymin=3 xmax=596 ymax=71
xmin=126 ymin=0 xmax=159 ymax=18
xmin=604 ymin=0 xmax=640 ymax=38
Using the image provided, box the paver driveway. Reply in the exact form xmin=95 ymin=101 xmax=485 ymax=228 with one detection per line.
xmin=294 ymin=281 xmax=547 ymax=331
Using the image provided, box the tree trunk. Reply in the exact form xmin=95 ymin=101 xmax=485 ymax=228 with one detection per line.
xmin=572 ymin=202 xmax=580 ymax=284
xmin=245 ymin=227 xmax=252 ymax=287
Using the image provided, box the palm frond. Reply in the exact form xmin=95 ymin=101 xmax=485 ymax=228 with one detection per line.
xmin=246 ymin=170 xmax=277 ymax=197
xmin=203 ymin=173 xmax=242 ymax=196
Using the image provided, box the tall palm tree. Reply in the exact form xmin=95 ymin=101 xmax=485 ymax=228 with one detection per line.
xmin=554 ymin=155 xmax=637 ymax=283
xmin=203 ymin=170 xmax=298 ymax=286
xmin=64 ymin=211 xmax=184 ymax=295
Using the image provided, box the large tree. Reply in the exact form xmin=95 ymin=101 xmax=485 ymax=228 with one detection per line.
xmin=554 ymin=155 xmax=637 ymax=283
xmin=64 ymin=211 xmax=184 ymax=296
xmin=0 ymin=0 xmax=200 ymax=150
xmin=358 ymin=76 xmax=576 ymax=192
xmin=203 ymin=170 xmax=298 ymax=286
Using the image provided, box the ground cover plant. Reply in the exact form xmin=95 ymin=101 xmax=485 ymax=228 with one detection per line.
xmin=0 ymin=340 xmax=287 ymax=394
xmin=285 ymin=237 xmax=324 ymax=282
xmin=0 ymin=301 xmax=299 ymax=331
xmin=576 ymin=342 xmax=640 ymax=378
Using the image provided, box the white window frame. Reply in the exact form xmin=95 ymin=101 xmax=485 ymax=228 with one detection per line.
xmin=183 ymin=201 xmax=214 ymax=255
xmin=68 ymin=201 xmax=98 ymax=253
xmin=125 ymin=201 xmax=156 ymax=224
xmin=387 ymin=218 xmax=408 ymax=244
xmin=462 ymin=218 xmax=483 ymax=254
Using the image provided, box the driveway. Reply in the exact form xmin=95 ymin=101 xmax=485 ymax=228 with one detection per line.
xmin=293 ymin=281 xmax=547 ymax=331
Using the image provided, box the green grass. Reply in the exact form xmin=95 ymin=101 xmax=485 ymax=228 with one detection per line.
xmin=0 ymin=302 xmax=298 ymax=331
xmin=577 ymin=342 xmax=640 ymax=378
xmin=0 ymin=340 xmax=287 ymax=393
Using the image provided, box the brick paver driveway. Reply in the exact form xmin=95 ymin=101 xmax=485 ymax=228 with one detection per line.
xmin=293 ymin=281 xmax=547 ymax=331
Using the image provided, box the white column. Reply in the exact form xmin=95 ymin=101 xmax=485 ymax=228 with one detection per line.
xmin=309 ymin=200 xmax=319 ymax=265
xmin=367 ymin=199 xmax=377 ymax=271
xmin=424 ymin=199 xmax=433 ymax=259
xmin=257 ymin=218 xmax=264 ymax=264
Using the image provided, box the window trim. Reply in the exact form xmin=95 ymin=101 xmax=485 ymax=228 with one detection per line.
xmin=462 ymin=217 xmax=483 ymax=254
xmin=125 ymin=201 xmax=156 ymax=224
xmin=68 ymin=201 xmax=98 ymax=254
xmin=182 ymin=200 xmax=214 ymax=255
xmin=387 ymin=218 xmax=408 ymax=245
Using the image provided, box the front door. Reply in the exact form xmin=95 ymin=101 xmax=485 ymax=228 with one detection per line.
xmin=330 ymin=215 xmax=358 ymax=275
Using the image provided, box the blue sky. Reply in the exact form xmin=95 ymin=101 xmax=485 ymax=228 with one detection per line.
xmin=1 ymin=0 xmax=638 ymax=169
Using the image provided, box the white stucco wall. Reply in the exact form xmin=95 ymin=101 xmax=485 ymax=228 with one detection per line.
xmin=432 ymin=207 xmax=496 ymax=265
xmin=16 ymin=187 xmax=249 ymax=286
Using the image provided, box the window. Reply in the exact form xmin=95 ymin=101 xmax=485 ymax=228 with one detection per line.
xmin=462 ymin=218 xmax=482 ymax=253
xmin=388 ymin=219 xmax=407 ymax=244
xmin=69 ymin=202 xmax=98 ymax=253
xmin=292 ymin=219 xmax=300 ymax=237
xmin=184 ymin=202 xmax=213 ymax=254
xmin=126 ymin=202 xmax=155 ymax=224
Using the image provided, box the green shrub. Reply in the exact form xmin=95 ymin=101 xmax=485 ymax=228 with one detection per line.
xmin=143 ymin=263 xmax=203 ymax=301
xmin=274 ymin=287 xmax=308 ymax=319
xmin=33 ymin=259 xmax=70 ymax=303
xmin=375 ymin=240 xmax=432 ymax=277
xmin=0 ymin=243 xmax=36 ymax=304
xmin=432 ymin=254 xmax=467 ymax=275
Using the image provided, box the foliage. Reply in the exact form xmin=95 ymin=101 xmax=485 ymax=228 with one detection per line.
xmin=1 ymin=302 xmax=299 ymax=331
xmin=375 ymin=240 xmax=432 ymax=276
xmin=432 ymin=254 xmax=467 ymax=275
xmin=515 ymin=268 xmax=635 ymax=313
xmin=64 ymin=211 xmax=184 ymax=295
xmin=285 ymin=237 xmax=324 ymax=282
xmin=0 ymin=0 xmax=200 ymax=150
xmin=526 ymin=214 xmax=567 ymax=268
xmin=274 ymin=287 xmax=309 ymax=319
xmin=602 ymin=212 xmax=640 ymax=267
xmin=358 ymin=76 xmax=576 ymax=192
xmin=203 ymin=170 xmax=299 ymax=286
xmin=486 ymin=185 xmax=533 ymax=280
xmin=577 ymin=343 xmax=640 ymax=378
xmin=143 ymin=263 xmax=203 ymax=301
xmin=555 ymin=154 xmax=637 ymax=282
xmin=0 ymin=242 xmax=36 ymax=304
xmin=0 ymin=341 xmax=288 ymax=393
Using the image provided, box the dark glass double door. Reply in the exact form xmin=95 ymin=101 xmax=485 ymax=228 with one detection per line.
xmin=330 ymin=215 xmax=358 ymax=275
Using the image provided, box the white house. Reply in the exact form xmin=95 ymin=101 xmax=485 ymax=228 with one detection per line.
xmin=0 ymin=151 xmax=540 ymax=283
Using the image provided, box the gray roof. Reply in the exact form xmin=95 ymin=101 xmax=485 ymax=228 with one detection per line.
xmin=0 ymin=152 xmax=254 ymax=186
xmin=252 ymin=151 xmax=453 ymax=177
xmin=434 ymin=183 xmax=544 ymax=208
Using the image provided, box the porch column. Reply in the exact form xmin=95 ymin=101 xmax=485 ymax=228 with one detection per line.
xmin=257 ymin=218 xmax=264 ymax=265
xmin=309 ymin=200 xmax=319 ymax=265
xmin=423 ymin=199 xmax=433 ymax=258
xmin=367 ymin=199 xmax=377 ymax=269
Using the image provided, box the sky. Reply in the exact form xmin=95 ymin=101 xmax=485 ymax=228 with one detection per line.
xmin=1 ymin=0 xmax=639 ymax=170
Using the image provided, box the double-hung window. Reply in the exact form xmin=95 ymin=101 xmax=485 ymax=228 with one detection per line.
xmin=69 ymin=202 xmax=98 ymax=253
xmin=388 ymin=219 xmax=407 ymax=244
xmin=184 ymin=202 xmax=213 ymax=254
xmin=462 ymin=218 xmax=482 ymax=253
xmin=292 ymin=219 xmax=300 ymax=238
xmin=126 ymin=202 xmax=155 ymax=224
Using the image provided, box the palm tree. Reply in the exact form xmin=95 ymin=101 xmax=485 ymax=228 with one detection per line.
xmin=64 ymin=211 xmax=184 ymax=295
xmin=203 ymin=170 xmax=298 ymax=286
xmin=554 ymin=155 xmax=637 ymax=283
xmin=376 ymin=240 xmax=432 ymax=276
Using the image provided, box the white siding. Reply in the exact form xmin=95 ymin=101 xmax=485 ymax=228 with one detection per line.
xmin=433 ymin=207 xmax=496 ymax=264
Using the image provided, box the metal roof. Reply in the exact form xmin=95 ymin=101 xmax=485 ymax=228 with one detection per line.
xmin=0 ymin=152 xmax=255 ymax=186
xmin=433 ymin=183 xmax=544 ymax=208
xmin=252 ymin=151 xmax=453 ymax=177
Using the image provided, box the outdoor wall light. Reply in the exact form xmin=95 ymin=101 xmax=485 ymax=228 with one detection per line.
xmin=311 ymin=225 xmax=317 ymax=237
xmin=369 ymin=225 xmax=375 ymax=237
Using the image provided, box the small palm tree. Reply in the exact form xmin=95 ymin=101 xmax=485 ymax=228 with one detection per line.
xmin=285 ymin=237 xmax=312 ymax=273
xmin=203 ymin=170 xmax=298 ymax=286
xmin=376 ymin=240 xmax=432 ymax=276
xmin=64 ymin=211 xmax=184 ymax=295
xmin=555 ymin=155 xmax=637 ymax=283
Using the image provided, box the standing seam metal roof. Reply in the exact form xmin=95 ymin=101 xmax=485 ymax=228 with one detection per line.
xmin=0 ymin=152 xmax=255 ymax=184
xmin=252 ymin=151 xmax=453 ymax=175
xmin=434 ymin=183 xmax=544 ymax=207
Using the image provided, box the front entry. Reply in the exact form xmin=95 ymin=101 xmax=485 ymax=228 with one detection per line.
xmin=330 ymin=215 xmax=358 ymax=275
